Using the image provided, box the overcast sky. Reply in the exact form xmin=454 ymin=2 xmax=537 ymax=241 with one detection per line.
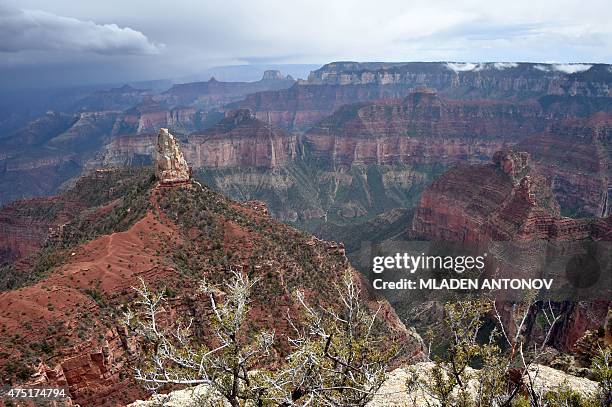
xmin=1 ymin=0 xmax=610 ymax=88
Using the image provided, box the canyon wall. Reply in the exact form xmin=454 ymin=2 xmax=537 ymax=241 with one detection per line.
xmin=411 ymin=150 xmax=608 ymax=242
xmin=520 ymin=113 xmax=612 ymax=217
xmin=232 ymin=62 xmax=611 ymax=130
xmin=185 ymin=109 xmax=299 ymax=169
xmin=304 ymin=90 xmax=550 ymax=167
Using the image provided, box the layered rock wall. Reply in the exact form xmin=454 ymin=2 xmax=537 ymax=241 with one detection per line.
xmin=233 ymin=62 xmax=611 ymax=130
xmin=304 ymin=91 xmax=549 ymax=167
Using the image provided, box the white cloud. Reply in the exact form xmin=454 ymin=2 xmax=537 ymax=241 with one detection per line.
xmin=552 ymin=64 xmax=593 ymax=74
xmin=446 ymin=62 xmax=480 ymax=72
xmin=0 ymin=0 xmax=609 ymax=87
xmin=493 ymin=62 xmax=519 ymax=69
xmin=0 ymin=3 xmax=161 ymax=55
xmin=445 ymin=62 xmax=524 ymax=72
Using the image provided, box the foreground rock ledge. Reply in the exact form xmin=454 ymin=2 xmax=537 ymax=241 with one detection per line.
xmin=129 ymin=363 xmax=599 ymax=406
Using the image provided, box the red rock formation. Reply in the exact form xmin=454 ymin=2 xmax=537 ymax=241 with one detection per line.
xmin=186 ymin=109 xmax=298 ymax=169
xmin=303 ymin=90 xmax=548 ymax=167
xmin=411 ymin=150 xmax=610 ymax=242
xmin=231 ymin=62 xmax=612 ymax=130
xmin=520 ymin=113 xmax=612 ymax=217
xmin=411 ymin=150 xmax=611 ymax=351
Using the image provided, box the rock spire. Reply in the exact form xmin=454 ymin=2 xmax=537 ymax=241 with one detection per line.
xmin=155 ymin=128 xmax=190 ymax=183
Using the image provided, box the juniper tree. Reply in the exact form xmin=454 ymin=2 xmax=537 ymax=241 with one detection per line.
xmin=124 ymin=270 xmax=398 ymax=407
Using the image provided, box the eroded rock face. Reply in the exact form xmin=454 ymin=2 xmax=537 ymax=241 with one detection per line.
xmin=492 ymin=150 xmax=530 ymax=182
xmin=411 ymin=150 xmax=611 ymax=351
xmin=231 ymin=62 xmax=612 ymax=130
xmin=520 ymin=113 xmax=612 ymax=217
xmin=92 ymin=111 xmax=297 ymax=171
xmin=186 ymin=109 xmax=298 ymax=169
xmin=303 ymin=91 xmax=551 ymax=167
xmin=155 ymin=128 xmax=191 ymax=183
xmin=410 ymin=150 xmax=609 ymax=243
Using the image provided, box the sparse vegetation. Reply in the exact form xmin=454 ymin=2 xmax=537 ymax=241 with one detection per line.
xmin=407 ymin=299 xmax=607 ymax=407
xmin=124 ymin=270 xmax=397 ymax=406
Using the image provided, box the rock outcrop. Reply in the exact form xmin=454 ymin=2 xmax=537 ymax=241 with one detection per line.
xmin=411 ymin=150 xmax=609 ymax=242
xmin=155 ymin=128 xmax=191 ymax=183
xmin=185 ymin=109 xmax=298 ymax=169
xmin=520 ymin=113 xmax=612 ymax=217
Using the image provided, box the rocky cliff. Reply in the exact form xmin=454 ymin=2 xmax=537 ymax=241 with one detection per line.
xmin=520 ymin=113 xmax=612 ymax=217
xmin=91 ymin=110 xmax=299 ymax=171
xmin=307 ymin=62 xmax=611 ymax=97
xmin=185 ymin=109 xmax=298 ymax=169
xmin=231 ymin=62 xmax=612 ymax=130
xmin=115 ymin=100 xmax=199 ymax=135
xmin=411 ymin=150 xmax=608 ymax=242
xmin=304 ymin=90 xmax=550 ymax=167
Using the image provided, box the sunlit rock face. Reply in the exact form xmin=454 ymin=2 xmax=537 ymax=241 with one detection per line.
xmin=155 ymin=128 xmax=191 ymax=183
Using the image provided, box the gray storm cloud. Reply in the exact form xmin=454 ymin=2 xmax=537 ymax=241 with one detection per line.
xmin=0 ymin=3 xmax=161 ymax=55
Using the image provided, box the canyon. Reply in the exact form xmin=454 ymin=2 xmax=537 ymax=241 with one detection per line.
xmin=89 ymin=90 xmax=612 ymax=224
xmin=2 ymin=63 xmax=611 ymax=219
xmin=0 ymin=61 xmax=611 ymax=405
xmin=0 ymin=71 xmax=294 ymax=206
